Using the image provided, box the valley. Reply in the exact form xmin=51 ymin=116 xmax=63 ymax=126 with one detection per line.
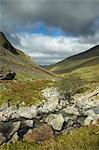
xmin=0 ymin=32 xmax=99 ymax=150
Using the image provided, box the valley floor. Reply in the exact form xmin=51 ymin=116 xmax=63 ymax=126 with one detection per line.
xmin=0 ymin=78 xmax=99 ymax=150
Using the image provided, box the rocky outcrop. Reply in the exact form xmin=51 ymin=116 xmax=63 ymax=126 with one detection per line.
xmin=0 ymin=72 xmax=16 ymax=80
xmin=0 ymin=87 xmax=99 ymax=144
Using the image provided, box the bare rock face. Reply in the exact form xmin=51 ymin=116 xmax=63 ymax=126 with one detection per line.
xmin=24 ymin=124 xmax=54 ymax=143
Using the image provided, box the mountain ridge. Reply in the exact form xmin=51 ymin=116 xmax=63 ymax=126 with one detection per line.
xmin=48 ymin=44 xmax=99 ymax=80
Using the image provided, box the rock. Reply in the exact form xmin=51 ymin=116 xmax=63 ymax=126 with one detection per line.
xmin=23 ymin=120 xmax=34 ymax=128
xmin=70 ymin=116 xmax=77 ymax=123
xmin=57 ymin=100 xmax=67 ymax=110
xmin=77 ymin=116 xmax=85 ymax=125
xmin=24 ymin=124 xmax=54 ymax=143
xmin=83 ymin=116 xmax=93 ymax=126
xmin=0 ymin=132 xmax=6 ymax=145
xmin=0 ymin=72 xmax=16 ymax=80
xmin=18 ymin=106 xmax=37 ymax=119
xmin=10 ymin=121 xmax=21 ymax=136
xmin=62 ymin=106 xmax=79 ymax=116
xmin=64 ymin=117 xmax=70 ymax=123
xmin=46 ymin=113 xmax=64 ymax=131
xmin=66 ymin=120 xmax=74 ymax=128
xmin=0 ymin=121 xmax=20 ymax=138
xmin=10 ymin=132 xmax=19 ymax=143
xmin=38 ymin=97 xmax=59 ymax=113
xmin=84 ymin=109 xmax=96 ymax=117
xmin=42 ymin=87 xmax=60 ymax=99
xmin=72 ymin=88 xmax=99 ymax=109
xmin=89 ymin=106 xmax=99 ymax=114
xmin=59 ymin=100 xmax=66 ymax=107
xmin=0 ymin=106 xmax=19 ymax=121
xmin=39 ymin=87 xmax=60 ymax=113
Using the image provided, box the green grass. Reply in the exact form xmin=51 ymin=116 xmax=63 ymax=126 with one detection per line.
xmin=1 ymin=125 xmax=99 ymax=150
xmin=48 ymin=45 xmax=99 ymax=83
xmin=0 ymin=80 xmax=54 ymax=106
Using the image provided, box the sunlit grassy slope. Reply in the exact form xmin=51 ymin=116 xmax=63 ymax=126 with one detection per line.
xmin=48 ymin=45 xmax=99 ymax=82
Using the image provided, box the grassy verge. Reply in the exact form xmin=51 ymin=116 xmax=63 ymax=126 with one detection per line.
xmin=1 ymin=125 xmax=99 ymax=150
xmin=0 ymin=79 xmax=54 ymax=106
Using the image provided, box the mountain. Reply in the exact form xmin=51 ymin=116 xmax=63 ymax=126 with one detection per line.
xmin=48 ymin=45 xmax=99 ymax=81
xmin=0 ymin=32 xmax=56 ymax=80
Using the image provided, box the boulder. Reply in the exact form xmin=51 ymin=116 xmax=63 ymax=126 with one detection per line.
xmin=9 ymin=121 xmax=21 ymax=136
xmin=0 ymin=106 xmax=19 ymax=122
xmin=62 ymin=106 xmax=79 ymax=116
xmin=24 ymin=124 xmax=54 ymax=143
xmin=46 ymin=113 xmax=64 ymax=131
xmin=0 ymin=121 xmax=20 ymax=138
xmin=38 ymin=97 xmax=59 ymax=113
xmin=0 ymin=72 xmax=16 ymax=80
xmin=18 ymin=106 xmax=37 ymax=119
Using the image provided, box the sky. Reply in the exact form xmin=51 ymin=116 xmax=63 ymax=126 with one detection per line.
xmin=0 ymin=0 xmax=99 ymax=65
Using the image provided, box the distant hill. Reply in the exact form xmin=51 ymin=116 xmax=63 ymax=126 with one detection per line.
xmin=48 ymin=45 xmax=99 ymax=81
xmin=0 ymin=32 xmax=56 ymax=80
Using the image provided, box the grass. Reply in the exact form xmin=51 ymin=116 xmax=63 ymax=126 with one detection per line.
xmin=55 ymin=74 xmax=90 ymax=95
xmin=1 ymin=125 xmax=99 ymax=150
xmin=0 ymin=79 xmax=54 ymax=106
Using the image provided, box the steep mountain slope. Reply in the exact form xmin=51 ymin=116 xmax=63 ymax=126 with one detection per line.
xmin=48 ymin=45 xmax=99 ymax=80
xmin=0 ymin=32 xmax=56 ymax=80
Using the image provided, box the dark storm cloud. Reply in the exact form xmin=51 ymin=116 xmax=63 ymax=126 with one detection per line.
xmin=0 ymin=0 xmax=99 ymax=65
xmin=0 ymin=0 xmax=99 ymax=35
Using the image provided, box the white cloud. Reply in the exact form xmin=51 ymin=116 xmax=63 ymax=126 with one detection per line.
xmin=10 ymin=32 xmax=98 ymax=65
